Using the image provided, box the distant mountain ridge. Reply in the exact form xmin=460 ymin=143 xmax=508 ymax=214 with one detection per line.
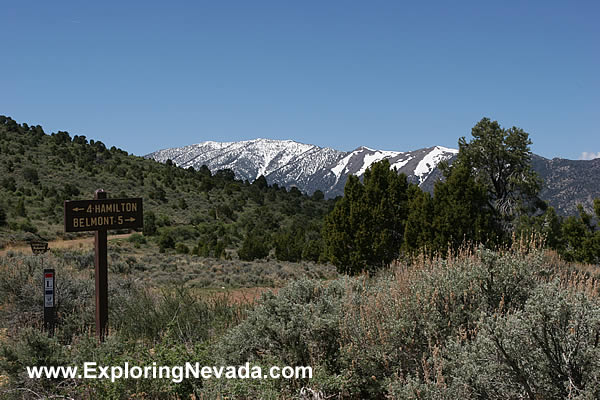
xmin=146 ymin=139 xmax=600 ymax=215
xmin=532 ymin=155 xmax=600 ymax=215
xmin=146 ymin=139 xmax=458 ymax=198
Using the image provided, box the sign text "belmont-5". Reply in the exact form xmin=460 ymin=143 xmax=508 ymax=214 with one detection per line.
xmin=64 ymin=198 xmax=143 ymax=232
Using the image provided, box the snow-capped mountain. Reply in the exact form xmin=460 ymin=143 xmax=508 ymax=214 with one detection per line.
xmin=146 ymin=139 xmax=458 ymax=198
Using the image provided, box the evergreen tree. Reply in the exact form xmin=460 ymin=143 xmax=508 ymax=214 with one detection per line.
xmin=274 ymin=225 xmax=304 ymax=262
xmin=23 ymin=167 xmax=39 ymax=185
xmin=432 ymin=158 xmax=498 ymax=253
xmin=143 ymin=211 xmax=157 ymax=236
xmin=311 ymin=190 xmax=324 ymax=201
xmin=158 ymin=231 xmax=175 ymax=252
xmin=213 ymin=241 xmax=226 ymax=259
xmin=402 ymin=184 xmax=434 ymax=255
xmin=515 ymin=206 xmax=563 ymax=250
xmin=16 ymin=197 xmax=26 ymax=217
xmin=449 ymin=118 xmax=542 ymax=229
xmin=561 ymin=204 xmax=600 ymax=264
xmin=252 ymin=175 xmax=268 ymax=190
xmin=178 ymin=197 xmax=188 ymax=210
xmin=541 ymin=206 xmax=564 ymax=250
xmin=301 ymin=239 xmax=322 ymax=263
xmin=323 ymin=160 xmax=408 ymax=274
xmin=238 ymin=229 xmax=270 ymax=261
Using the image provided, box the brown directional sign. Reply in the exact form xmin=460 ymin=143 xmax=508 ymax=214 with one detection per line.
xmin=30 ymin=241 xmax=49 ymax=255
xmin=64 ymin=197 xmax=143 ymax=232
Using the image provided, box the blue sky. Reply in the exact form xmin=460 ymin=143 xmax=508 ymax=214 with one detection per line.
xmin=2 ymin=1 xmax=598 ymax=159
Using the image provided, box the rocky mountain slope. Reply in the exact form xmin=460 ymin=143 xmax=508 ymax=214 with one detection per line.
xmin=532 ymin=155 xmax=600 ymax=215
xmin=147 ymin=139 xmax=458 ymax=198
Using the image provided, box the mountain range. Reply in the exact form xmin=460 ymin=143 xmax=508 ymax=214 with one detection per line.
xmin=146 ymin=139 xmax=600 ymax=215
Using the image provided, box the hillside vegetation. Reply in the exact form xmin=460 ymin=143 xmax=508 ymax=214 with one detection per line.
xmin=1 ymin=115 xmax=599 ymax=269
xmin=322 ymin=118 xmax=600 ymax=272
xmin=1 ymin=115 xmax=600 ymax=399
xmin=1 ymin=244 xmax=599 ymax=398
xmin=0 ymin=116 xmax=335 ymax=264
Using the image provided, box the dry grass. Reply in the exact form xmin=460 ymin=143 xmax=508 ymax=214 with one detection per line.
xmin=0 ymin=233 xmax=134 ymax=256
xmin=196 ymin=286 xmax=278 ymax=305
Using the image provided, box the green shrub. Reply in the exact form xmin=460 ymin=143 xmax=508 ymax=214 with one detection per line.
xmin=16 ymin=197 xmax=26 ymax=217
xmin=18 ymin=219 xmax=37 ymax=233
xmin=2 ymin=226 xmax=599 ymax=400
xmin=329 ymin=249 xmax=541 ymax=397
xmin=175 ymin=242 xmax=189 ymax=254
xmin=22 ymin=167 xmax=39 ymax=184
xmin=158 ymin=231 xmax=175 ymax=251
xmin=56 ymin=249 xmax=95 ymax=270
xmin=0 ymin=206 xmax=6 ymax=226
xmin=143 ymin=211 xmax=157 ymax=236
xmin=127 ymin=232 xmax=147 ymax=246
xmin=238 ymin=231 xmax=270 ymax=261
xmin=0 ymin=255 xmax=43 ymax=321
xmin=0 ymin=327 xmax=68 ymax=392
xmin=112 ymin=286 xmax=246 ymax=344
xmin=216 ymin=278 xmax=347 ymax=396
xmin=390 ymin=283 xmax=600 ymax=399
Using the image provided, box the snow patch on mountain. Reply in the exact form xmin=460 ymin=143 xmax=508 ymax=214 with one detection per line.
xmin=414 ymin=146 xmax=458 ymax=183
xmin=331 ymin=153 xmax=353 ymax=178
xmin=391 ymin=155 xmax=413 ymax=171
xmin=146 ymin=140 xmax=458 ymax=198
xmin=356 ymin=149 xmax=403 ymax=176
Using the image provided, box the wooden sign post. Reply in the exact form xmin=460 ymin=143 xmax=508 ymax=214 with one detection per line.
xmin=94 ymin=190 xmax=109 ymax=341
xmin=30 ymin=240 xmax=49 ymax=275
xmin=64 ymin=190 xmax=143 ymax=341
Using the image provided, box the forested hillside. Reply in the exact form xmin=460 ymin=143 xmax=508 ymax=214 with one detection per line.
xmin=2 ymin=115 xmax=599 ymax=267
xmin=0 ymin=116 xmax=334 ymax=262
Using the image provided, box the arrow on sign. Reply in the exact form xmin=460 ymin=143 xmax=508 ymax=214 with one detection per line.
xmin=72 ymin=207 xmax=85 ymax=212
xmin=125 ymin=217 xmax=136 ymax=222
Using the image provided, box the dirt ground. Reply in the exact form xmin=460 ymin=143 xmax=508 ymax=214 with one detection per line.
xmin=0 ymin=233 xmax=134 ymax=257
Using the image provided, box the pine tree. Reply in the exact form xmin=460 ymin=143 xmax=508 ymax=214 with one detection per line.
xmin=541 ymin=206 xmax=564 ymax=250
xmin=301 ymin=239 xmax=322 ymax=263
xmin=158 ymin=231 xmax=175 ymax=252
xmin=326 ymin=175 xmax=368 ymax=273
xmin=322 ymin=160 xmax=408 ymax=274
xmin=143 ymin=211 xmax=157 ymax=236
xmin=560 ymin=204 xmax=600 ymax=264
xmin=238 ymin=228 xmax=270 ymax=261
xmin=274 ymin=225 xmax=304 ymax=262
xmin=178 ymin=197 xmax=188 ymax=210
xmin=450 ymin=117 xmax=542 ymax=229
xmin=403 ymin=184 xmax=434 ymax=255
xmin=252 ymin=175 xmax=268 ymax=190
xmin=432 ymin=158 xmax=498 ymax=253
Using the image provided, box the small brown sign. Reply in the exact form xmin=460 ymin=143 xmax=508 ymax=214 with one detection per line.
xmin=30 ymin=241 xmax=49 ymax=255
xmin=64 ymin=197 xmax=143 ymax=232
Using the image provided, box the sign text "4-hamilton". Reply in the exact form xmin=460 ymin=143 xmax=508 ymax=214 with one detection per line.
xmin=64 ymin=197 xmax=143 ymax=232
